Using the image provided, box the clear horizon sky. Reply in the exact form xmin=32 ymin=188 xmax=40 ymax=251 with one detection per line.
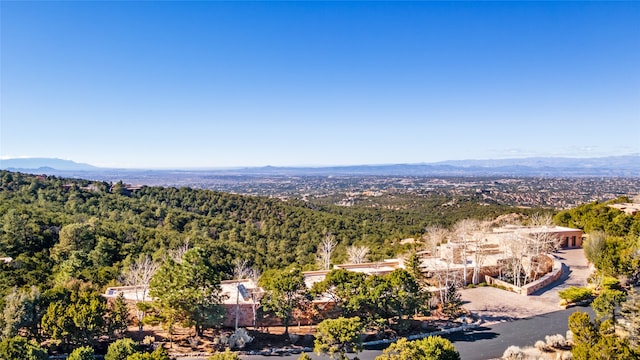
xmin=1 ymin=1 xmax=639 ymax=169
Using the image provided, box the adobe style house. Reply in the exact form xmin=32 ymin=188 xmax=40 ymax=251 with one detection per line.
xmin=420 ymin=225 xmax=583 ymax=287
xmin=490 ymin=225 xmax=584 ymax=248
xmin=609 ymin=202 xmax=640 ymax=216
xmin=104 ymin=225 xmax=583 ymax=327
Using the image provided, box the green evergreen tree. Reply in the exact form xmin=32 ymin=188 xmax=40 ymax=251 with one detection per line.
xmin=2 ymin=286 xmax=41 ymax=340
xmin=68 ymin=346 xmax=95 ymax=360
xmin=568 ymin=310 xmax=637 ymax=360
xmin=259 ymin=268 xmax=310 ymax=335
xmin=375 ymin=336 xmax=460 ymax=360
xmin=592 ymin=289 xmax=626 ymax=324
xmin=442 ymin=282 xmax=463 ymax=319
xmin=620 ymin=288 xmax=640 ymax=348
xmin=310 ymin=269 xmax=367 ymax=318
xmin=41 ymin=287 xmax=108 ymax=349
xmin=149 ymin=248 xmax=224 ymax=336
xmin=105 ymin=338 xmax=138 ymax=360
xmin=125 ymin=347 xmax=169 ymax=360
xmin=0 ymin=336 xmax=49 ymax=360
xmin=109 ymin=293 xmax=130 ymax=338
xmin=314 ymin=317 xmax=363 ymax=359
xmin=405 ymin=252 xmax=423 ymax=282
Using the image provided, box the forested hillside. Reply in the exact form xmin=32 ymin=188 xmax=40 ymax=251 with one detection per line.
xmin=0 ymin=170 xmax=527 ymax=295
xmin=554 ymin=198 xmax=640 ymax=283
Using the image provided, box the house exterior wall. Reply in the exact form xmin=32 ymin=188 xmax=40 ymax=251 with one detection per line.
xmin=554 ymin=229 xmax=584 ymax=248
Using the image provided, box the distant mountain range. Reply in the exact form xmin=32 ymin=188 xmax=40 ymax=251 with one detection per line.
xmin=0 ymin=158 xmax=98 ymax=171
xmin=1 ymin=155 xmax=639 ymax=177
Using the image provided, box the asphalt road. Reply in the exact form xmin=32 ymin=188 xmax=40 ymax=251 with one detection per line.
xmin=235 ymin=305 xmax=595 ymax=360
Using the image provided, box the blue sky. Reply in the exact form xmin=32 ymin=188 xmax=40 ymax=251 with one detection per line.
xmin=1 ymin=1 xmax=639 ymax=168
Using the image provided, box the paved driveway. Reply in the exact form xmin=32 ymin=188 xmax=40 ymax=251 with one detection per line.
xmin=460 ymin=248 xmax=591 ymax=323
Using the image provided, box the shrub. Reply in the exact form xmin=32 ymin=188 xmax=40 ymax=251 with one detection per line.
xmin=558 ymin=287 xmax=592 ymax=304
xmin=565 ymin=330 xmax=574 ymax=344
xmin=126 ymin=348 xmax=169 ymax=360
xmin=105 ymin=338 xmax=138 ymax=360
xmin=68 ymin=346 xmax=95 ymax=360
xmin=314 ymin=317 xmax=363 ymax=358
xmin=297 ymin=354 xmax=313 ymax=360
xmin=545 ymin=334 xmax=567 ymax=348
xmin=534 ymin=340 xmax=547 ymax=351
xmin=208 ymin=349 xmax=240 ymax=360
xmin=142 ymin=336 xmax=155 ymax=345
xmin=601 ymin=276 xmax=621 ymax=290
xmin=0 ymin=336 xmax=49 ymax=360
xmin=502 ymin=345 xmax=523 ymax=359
xmin=376 ymin=337 xmax=460 ymax=360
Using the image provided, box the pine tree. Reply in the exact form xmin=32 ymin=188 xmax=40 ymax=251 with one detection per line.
xmin=620 ymin=288 xmax=640 ymax=348
xmin=109 ymin=293 xmax=130 ymax=338
xmin=442 ymin=282 xmax=463 ymax=318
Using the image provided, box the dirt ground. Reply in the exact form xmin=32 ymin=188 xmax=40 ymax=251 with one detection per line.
xmin=460 ymin=248 xmax=591 ymax=324
xmin=131 ymin=318 xmax=463 ymax=355
xmin=127 ymin=323 xmax=318 ymax=355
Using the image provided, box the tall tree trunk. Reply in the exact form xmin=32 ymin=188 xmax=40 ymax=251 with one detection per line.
xmin=283 ymin=315 xmax=289 ymax=335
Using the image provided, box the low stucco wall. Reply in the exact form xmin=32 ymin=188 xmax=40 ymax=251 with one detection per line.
xmin=521 ymin=257 xmax=563 ymax=295
xmin=485 ymin=255 xmax=563 ymax=296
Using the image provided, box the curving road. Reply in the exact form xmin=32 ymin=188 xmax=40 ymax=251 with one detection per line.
xmin=234 ymin=305 xmax=593 ymax=360
xmin=445 ymin=305 xmax=595 ymax=360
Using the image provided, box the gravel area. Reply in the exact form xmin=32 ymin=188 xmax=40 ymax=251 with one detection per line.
xmin=460 ymin=248 xmax=591 ymax=324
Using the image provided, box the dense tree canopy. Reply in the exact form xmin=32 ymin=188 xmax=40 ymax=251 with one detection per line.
xmin=554 ymin=198 xmax=640 ymax=237
xmin=40 ymin=285 xmax=108 ymax=350
xmin=555 ymin=198 xmax=640 ymax=282
xmin=310 ymin=269 xmax=429 ymax=331
xmin=149 ymin=247 xmax=225 ymax=336
xmin=0 ymin=170 xmax=527 ymax=298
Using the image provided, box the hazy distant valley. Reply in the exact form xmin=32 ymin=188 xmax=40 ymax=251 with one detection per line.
xmin=2 ymin=156 xmax=639 ymax=210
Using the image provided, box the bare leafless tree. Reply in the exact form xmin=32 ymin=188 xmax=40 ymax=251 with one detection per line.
xmin=424 ymin=226 xmax=449 ymax=256
xmin=122 ymin=255 xmax=160 ymax=332
xmin=425 ymin=257 xmax=462 ymax=307
xmin=232 ymin=259 xmax=251 ymax=330
xmin=529 ymin=230 xmax=560 ymax=256
xmin=529 ymin=213 xmax=554 ymax=227
xmin=453 ymin=219 xmax=481 ymax=285
xmin=247 ymin=267 xmax=262 ymax=329
xmin=317 ymin=233 xmax=337 ymax=270
xmin=122 ymin=256 xmax=159 ymax=302
xmin=346 ymin=245 xmax=369 ymax=264
xmin=169 ymin=240 xmax=190 ymax=263
xmin=470 ymin=221 xmax=492 ymax=285
xmin=500 ymin=232 xmax=529 ymax=287
xmin=233 ymin=259 xmax=251 ymax=280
